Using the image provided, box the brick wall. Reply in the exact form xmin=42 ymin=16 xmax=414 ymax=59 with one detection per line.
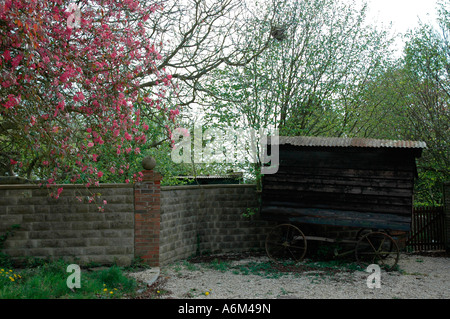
xmin=0 ymin=173 xmax=272 ymax=267
xmin=0 ymin=184 xmax=134 ymax=266
xmin=159 ymin=184 xmax=276 ymax=265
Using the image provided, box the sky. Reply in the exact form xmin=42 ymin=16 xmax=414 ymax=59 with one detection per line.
xmin=364 ymin=0 xmax=441 ymax=54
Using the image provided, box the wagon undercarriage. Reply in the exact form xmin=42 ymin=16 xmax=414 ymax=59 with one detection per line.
xmin=264 ymin=223 xmax=400 ymax=270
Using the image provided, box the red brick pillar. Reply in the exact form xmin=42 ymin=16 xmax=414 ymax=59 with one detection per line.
xmin=134 ymin=169 xmax=162 ymax=266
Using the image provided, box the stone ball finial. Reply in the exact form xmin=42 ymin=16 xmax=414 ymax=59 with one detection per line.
xmin=142 ymin=155 xmax=156 ymax=170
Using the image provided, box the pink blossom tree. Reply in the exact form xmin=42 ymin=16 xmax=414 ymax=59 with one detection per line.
xmin=0 ymin=0 xmax=179 ymax=199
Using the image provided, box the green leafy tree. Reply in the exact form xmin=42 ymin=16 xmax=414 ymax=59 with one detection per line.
xmin=198 ymin=0 xmax=394 ymax=183
xmin=351 ymin=1 xmax=450 ymax=205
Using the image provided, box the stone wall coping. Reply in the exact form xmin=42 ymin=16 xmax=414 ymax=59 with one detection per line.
xmin=0 ymin=183 xmax=257 ymax=191
xmin=161 ymin=184 xmax=257 ymax=191
xmin=0 ymin=183 xmax=134 ymax=190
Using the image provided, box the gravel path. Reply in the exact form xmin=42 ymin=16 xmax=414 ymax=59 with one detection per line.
xmin=131 ymin=253 xmax=450 ymax=299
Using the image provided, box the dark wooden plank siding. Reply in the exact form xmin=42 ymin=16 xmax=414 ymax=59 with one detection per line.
xmin=261 ymin=146 xmax=417 ymax=231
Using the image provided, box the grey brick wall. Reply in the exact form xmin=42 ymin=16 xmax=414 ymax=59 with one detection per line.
xmin=1 ymin=182 xmax=279 ymax=267
xmin=0 ymin=184 xmax=134 ymax=266
xmin=159 ymin=184 xmax=276 ymax=265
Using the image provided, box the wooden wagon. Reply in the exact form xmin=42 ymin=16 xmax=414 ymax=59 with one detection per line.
xmin=260 ymin=136 xmax=426 ymax=270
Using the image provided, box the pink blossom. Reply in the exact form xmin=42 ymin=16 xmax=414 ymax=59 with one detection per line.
xmin=3 ymin=94 xmax=20 ymax=109
xmin=11 ymin=54 xmax=23 ymax=67
xmin=1 ymin=0 xmax=174 ymax=193
xmin=3 ymin=50 xmax=11 ymax=61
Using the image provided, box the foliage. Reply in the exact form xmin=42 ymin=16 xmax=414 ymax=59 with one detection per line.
xmin=0 ymin=0 xmax=178 ymax=198
xmin=0 ymin=224 xmax=20 ymax=250
xmin=400 ymin=7 xmax=450 ymax=205
xmin=0 ymin=224 xmax=20 ymax=268
xmin=355 ymin=1 xmax=450 ymax=205
xmin=199 ymin=0 xmax=394 ymax=182
xmin=202 ymin=0 xmax=393 ymax=134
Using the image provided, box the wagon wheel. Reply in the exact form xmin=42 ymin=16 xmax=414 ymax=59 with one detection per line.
xmin=265 ymin=224 xmax=307 ymax=264
xmin=355 ymin=228 xmax=373 ymax=241
xmin=355 ymin=228 xmax=394 ymax=259
xmin=355 ymin=231 xmax=399 ymax=271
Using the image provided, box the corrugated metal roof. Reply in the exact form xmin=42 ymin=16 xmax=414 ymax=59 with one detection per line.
xmin=273 ymin=136 xmax=427 ymax=149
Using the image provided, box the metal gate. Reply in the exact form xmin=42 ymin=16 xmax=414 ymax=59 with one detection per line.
xmin=406 ymin=207 xmax=446 ymax=252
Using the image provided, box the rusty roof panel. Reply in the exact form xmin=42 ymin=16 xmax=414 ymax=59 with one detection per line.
xmin=275 ymin=136 xmax=427 ymax=149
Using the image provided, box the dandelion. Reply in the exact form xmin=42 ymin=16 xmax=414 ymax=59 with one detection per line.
xmin=204 ymin=291 xmax=209 ymax=296
xmin=103 ymin=288 xmax=108 ymax=292
xmin=9 ymin=276 xmax=14 ymax=282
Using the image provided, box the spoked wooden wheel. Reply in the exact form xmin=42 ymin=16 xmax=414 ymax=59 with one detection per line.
xmin=265 ymin=224 xmax=307 ymax=264
xmin=355 ymin=231 xmax=399 ymax=271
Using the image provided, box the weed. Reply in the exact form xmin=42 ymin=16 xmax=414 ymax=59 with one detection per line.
xmin=183 ymin=260 xmax=199 ymax=271
xmin=127 ymin=256 xmax=151 ymax=271
xmin=242 ymin=207 xmax=257 ymax=218
xmin=0 ymin=224 xmax=21 ymax=268
xmin=207 ymin=259 xmax=232 ymax=272
xmin=0 ymin=260 xmax=138 ymax=299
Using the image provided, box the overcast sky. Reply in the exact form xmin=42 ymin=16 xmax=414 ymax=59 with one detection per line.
xmin=364 ymin=0 xmax=441 ymax=53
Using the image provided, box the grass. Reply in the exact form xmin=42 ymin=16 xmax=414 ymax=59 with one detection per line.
xmin=0 ymin=259 xmax=139 ymax=299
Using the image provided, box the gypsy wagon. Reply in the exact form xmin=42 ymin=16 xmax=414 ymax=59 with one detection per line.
xmin=260 ymin=136 xmax=426 ymax=269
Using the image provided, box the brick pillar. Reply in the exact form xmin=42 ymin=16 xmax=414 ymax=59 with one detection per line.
xmin=134 ymin=170 xmax=162 ymax=266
